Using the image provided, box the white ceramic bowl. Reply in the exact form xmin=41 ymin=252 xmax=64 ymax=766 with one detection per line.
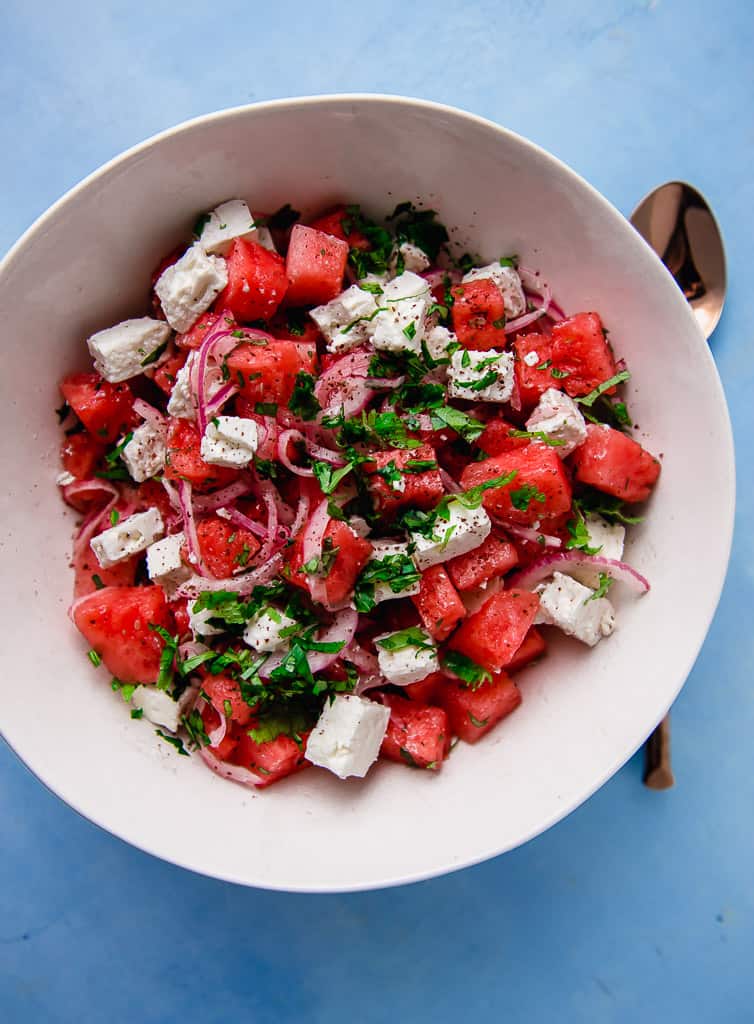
xmin=0 ymin=96 xmax=734 ymax=892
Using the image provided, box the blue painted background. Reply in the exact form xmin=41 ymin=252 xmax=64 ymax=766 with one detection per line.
xmin=2 ymin=1 xmax=752 ymax=1020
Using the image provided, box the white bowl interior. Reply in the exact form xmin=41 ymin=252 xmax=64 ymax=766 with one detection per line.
xmin=0 ymin=97 xmax=734 ymax=891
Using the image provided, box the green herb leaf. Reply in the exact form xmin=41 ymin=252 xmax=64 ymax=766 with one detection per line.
xmin=87 ymin=649 xmax=102 ymax=667
xmin=140 ymin=340 xmax=168 ymax=367
xmin=376 ymin=626 xmax=434 ymax=653
xmin=584 ymin=572 xmax=614 ymax=603
xmin=507 ymin=429 xmax=566 ymax=447
xmin=441 ymin=650 xmax=492 ymax=690
xmin=156 ymin=729 xmax=189 ymax=755
xmin=509 ymin=484 xmax=546 ymax=511
xmin=353 ymin=553 xmax=421 ymax=613
xmin=312 ymin=460 xmax=353 ymax=495
xmin=288 ymin=372 xmax=321 ymax=421
xmin=468 ymin=711 xmax=489 ymax=728
xmin=429 ymin=407 xmax=485 ymax=443
xmin=575 ymin=370 xmax=631 ymax=407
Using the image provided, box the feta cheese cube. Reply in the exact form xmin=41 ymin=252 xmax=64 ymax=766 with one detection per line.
xmin=535 ymin=571 xmax=616 ymax=646
xmin=410 ymin=499 xmax=492 ymax=569
xmin=154 ymin=243 xmax=228 ymax=333
xmin=90 ymin=507 xmax=164 ymax=568
xmin=462 ymin=262 xmax=526 ymax=318
xmin=375 ymin=628 xmax=440 ymax=685
xmin=188 ymin=600 xmax=223 ymax=638
xmin=309 ymin=284 xmax=378 ymax=353
xmin=423 ymin=325 xmax=457 ymax=364
xmin=525 ymin=388 xmax=587 ymax=457
xmin=371 ymin=271 xmax=430 ymax=354
xmin=87 ymin=318 xmax=172 ymax=384
xmin=131 ymin=683 xmax=197 ymax=733
xmin=243 ymin=606 xmax=297 ymax=653
xmin=570 ymin=515 xmax=626 ymax=588
xmin=200 ymin=416 xmax=258 ymax=468
xmin=391 ymin=241 xmax=431 ymax=274
xmin=305 ymin=694 xmax=391 ymax=779
xmin=166 ymin=360 xmax=195 ymax=419
xmin=252 ymin=226 xmax=276 ymax=251
xmin=146 ymin=531 xmax=190 ymax=593
xmin=447 ymin=348 xmax=515 ymax=403
xmin=196 ymin=199 xmax=258 ymax=255
xmin=523 ymin=349 xmax=541 ymax=367
xmin=121 ymin=421 xmax=167 ymax=482
xmin=362 ymin=540 xmax=421 ymax=605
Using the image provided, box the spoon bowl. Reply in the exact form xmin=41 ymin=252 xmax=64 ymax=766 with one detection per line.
xmin=630 ymin=181 xmax=727 ymax=340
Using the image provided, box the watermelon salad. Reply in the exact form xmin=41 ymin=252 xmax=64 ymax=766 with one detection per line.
xmin=56 ymin=198 xmax=661 ymax=788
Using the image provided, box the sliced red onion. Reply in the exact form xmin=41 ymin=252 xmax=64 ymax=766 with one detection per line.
xmin=505 ymin=523 xmax=562 ymax=548
xmin=278 ymin=428 xmax=314 ymax=477
xmin=198 ymin=746 xmax=265 ymax=788
xmin=177 ymin=479 xmax=208 ymax=577
xmin=220 ymin=506 xmax=267 ymax=539
xmin=160 ymin=477 xmax=182 ymax=511
xmin=348 ymin=641 xmax=385 ymax=695
xmin=439 ymin=468 xmax=462 ymax=494
xmin=175 ymin=553 xmax=283 ymax=599
xmin=548 ymin=297 xmax=566 ymax=321
xmin=192 ymin=478 xmax=253 ymax=515
xmin=254 ymin=479 xmax=281 ymax=565
xmin=302 ymin=498 xmax=331 ymax=607
xmin=315 ymin=348 xmax=377 ymax=418
xmin=191 ymin=314 xmax=241 ymax=435
xmin=132 ymin=398 xmax=166 ymax=427
xmin=505 ymin=265 xmax=552 ymax=334
xmin=63 ymin=477 xmax=118 ymax=514
xmin=290 ymin=493 xmax=310 ymax=539
xmin=204 ymin=381 xmax=238 ymax=420
xmin=421 ymin=267 xmax=461 ymax=289
xmin=69 ymin=482 xmax=120 ymax=562
xmin=508 ymin=552 xmax=650 ymax=594
xmin=363 ymin=375 xmax=406 ymax=389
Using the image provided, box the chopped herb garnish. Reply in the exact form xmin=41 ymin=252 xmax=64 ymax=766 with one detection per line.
xmin=441 ymin=650 xmax=492 ymax=689
xmin=91 ymin=574 xmax=105 ymax=590
xmin=574 ymin=488 xmax=644 ymax=525
xmin=148 ymin=624 xmax=179 ymax=692
xmin=509 ymin=484 xmax=546 ymax=511
xmin=585 ymin=572 xmax=614 ymax=603
xmin=182 ymin=709 xmax=211 ymax=749
xmin=468 ymin=711 xmax=489 ymax=728
xmin=87 ymin=649 xmax=102 ymax=667
xmin=498 ymin=255 xmax=518 ymax=268
xmin=254 ymin=402 xmax=278 ymax=416
xmin=565 ymin=508 xmax=602 ymax=554
xmin=312 ymin=460 xmax=353 ymax=495
xmin=193 ymin=212 xmax=211 ymax=238
xmin=353 ymin=553 xmax=421 ymax=613
xmin=110 ymin=508 xmax=120 ymax=526
xmin=402 ymin=321 xmax=417 ymax=341
xmin=156 ymin=730 xmax=189 ymax=756
xmin=130 ymin=708 xmax=143 ymax=720
xmin=457 ymin=370 xmax=499 ymax=392
xmin=301 ymin=536 xmax=340 ymax=578
xmin=551 ymin=367 xmax=569 ymax=379
xmin=429 ymin=407 xmax=485 ymax=443
xmin=288 ymin=372 xmax=321 ymax=421
xmin=285 ymin=309 xmax=307 ymax=336
xmin=536 ymin=359 xmax=552 ymax=370
xmin=575 ymin=370 xmax=631 ymax=407
xmin=359 ymin=280 xmax=384 ymax=296
xmin=376 ymin=626 xmax=434 ymax=653
xmin=140 ymin=340 xmax=168 ymax=367
xmin=508 ymin=429 xmax=565 ymax=447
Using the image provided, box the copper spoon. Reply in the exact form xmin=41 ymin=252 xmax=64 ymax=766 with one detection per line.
xmin=630 ymin=181 xmax=727 ymax=789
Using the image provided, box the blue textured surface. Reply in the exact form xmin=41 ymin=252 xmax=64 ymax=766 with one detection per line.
xmin=2 ymin=1 xmax=752 ymax=1020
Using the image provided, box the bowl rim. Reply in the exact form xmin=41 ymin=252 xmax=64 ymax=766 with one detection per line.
xmin=0 ymin=94 xmax=736 ymax=891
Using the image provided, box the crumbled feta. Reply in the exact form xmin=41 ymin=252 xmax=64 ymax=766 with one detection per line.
xmin=523 ymin=349 xmax=540 ymax=367
xmin=56 ymin=471 xmax=76 ymax=487
xmin=305 ymin=694 xmax=391 ymax=779
xmin=375 ymin=628 xmax=440 ymax=686
xmin=411 ymin=500 xmax=492 ymax=570
xmin=86 ymin=318 xmax=172 ymax=384
xmin=391 ymin=241 xmax=431 ymax=274
xmin=197 ymin=199 xmax=258 ymax=256
xmin=200 ymin=416 xmax=258 ymax=468
xmin=154 ymin=243 xmax=228 ymax=333
xmin=253 ymin=226 xmax=276 ymax=251
xmin=131 ymin=683 xmax=197 ymax=733
xmin=146 ymin=531 xmax=190 ymax=593
xmin=447 ymin=348 xmax=515 ymax=403
xmin=462 ymin=262 xmax=526 ymax=318
xmin=535 ymin=571 xmax=616 ymax=646
xmin=348 ymin=515 xmax=371 ymax=538
xmin=90 ymin=507 xmax=164 ymax=568
xmin=166 ymin=361 xmax=195 ymax=419
xmin=570 ymin=515 xmax=626 ymax=588
xmin=371 ymin=271 xmax=430 ymax=354
xmin=525 ymin=388 xmax=588 ymax=457
xmin=363 ymin=540 xmax=421 ymax=605
xmin=121 ymin=421 xmax=167 ymax=482
xmin=423 ymin=325 xmax=457 ymax=364
xmin=243 ymin=606 xmax=297 ymax=653
xmin=309 ymin=284 xmax=378 ymax=353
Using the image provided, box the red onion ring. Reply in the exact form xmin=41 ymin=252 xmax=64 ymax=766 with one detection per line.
xmin=302 ymin=499 xmax=331 ymax=606
xmin=290 ymin=493 xmax=310 ymax=540
xmin=176 ymin=480 xmax=208 ymax=577
xmin=203 ymin=381 xmax=238 ymax=420
xmin=192 ymin=478 xmax=253 ymax=515
xmin=191 ymin=314 xmax=242 ymax=434
xmin=315 ymin=348 xmax=378 ymax=419
xmin=198 ymin=746 xmax=265 ymax=788
xmin=62 ymin=477 xmax=118 ymax=514
xmin=504 ymin=266 xmax=552 ymax=334
xmin=132 ymin=398 xmax=166 ymax=427
xmin=508 ymin=552 xmax=650 ymax=594
xmin=175 ymin=553 xmax=283 ymax=599
xmin=254 ymin=478 xmax=283 ymax=565
xmin=348 ymin=641 xmax=385 ymax=695
xmin=504 ymin=523 xmax=562 ymax=549
xmin=439 ymin=468 xmax=462 ymax=494
xmin=277 ymin=429 xmax=314 ymax=477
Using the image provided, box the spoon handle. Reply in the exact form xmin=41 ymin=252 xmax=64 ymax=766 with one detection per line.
xmin=643 ymin=714 xmax=675 ymax=789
